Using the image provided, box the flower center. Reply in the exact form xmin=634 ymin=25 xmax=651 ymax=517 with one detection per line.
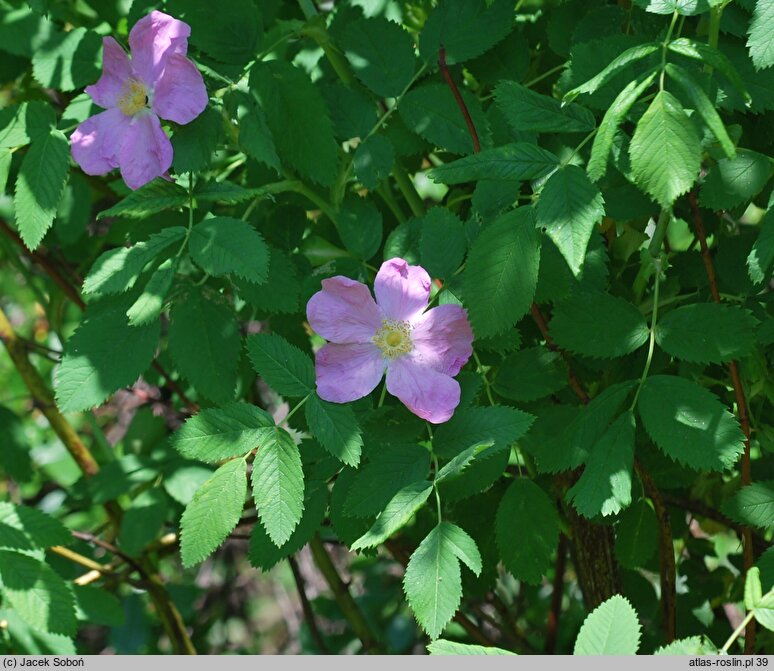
xmin=373 ymin=319 xmax=413 ymax=359
xmin=118 ymin=78 xmax=149 ymax=116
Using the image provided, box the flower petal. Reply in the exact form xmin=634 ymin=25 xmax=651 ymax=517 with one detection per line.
xmin=129 ymin=10 xmax=190 ymax=87
xmin=374 ymin=258 xmax=431 ymax=321
xmin=411 ymin=304 xmax=473 ymax=376
xmin=117 ymin=112 xmax=173 ymax=190
xmin=152 ymin=53 xmax=208 ymax=124
xmin=307 ymin=276 xmax=383 ymax=344
xmin=386 ymin=357 xmax=461 ymax=424
xmin=85 ymin=37 xmax=132 ymax=109
xmin=70 ymin=107 xmax=130 ymax=176
xmin=315 ymin=343 xmax=385 ymax=403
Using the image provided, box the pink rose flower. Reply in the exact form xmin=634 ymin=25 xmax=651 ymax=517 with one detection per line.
xmin=306 ymin=258 xmax=474 ymax=424
xmin=70 ymin=11 xmax=208 ymax=190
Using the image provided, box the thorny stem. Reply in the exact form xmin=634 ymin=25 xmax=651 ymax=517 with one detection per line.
xmin=438 ymin=46 xmax=480 ymax=153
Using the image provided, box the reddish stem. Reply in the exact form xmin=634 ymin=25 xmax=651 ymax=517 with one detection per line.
xmin=438 ymin=46 xmax=481 ymax=154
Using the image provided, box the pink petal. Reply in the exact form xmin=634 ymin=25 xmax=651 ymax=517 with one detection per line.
xmin=315 ymin=343 xmax=385 ymax=403
xmin=374 ymin=258 xmax=431 ymax=321
xmin=117 ymin=112 xmax=173 ymax=190
xmin=85 ymin=37 xmax=132 ymax=109
xmin=411 ymin=304 xmax=473 ymax=376
xmin=386 ymin=357 xmax=461 ymax=424
xmin=129 ymin=10 xmax=190 ymax=87
xmin=152 ymin=53 xmax=208 ymax=124
xmin=71 ymin=107 xmax=130 ymax=176
xmin=307 ymin=276 xmax=383 ymax=344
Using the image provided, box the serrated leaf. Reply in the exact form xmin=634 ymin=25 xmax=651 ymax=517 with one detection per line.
xmin=748 ymin=0 xmax=774 ymax=70
xmin=305 ymin=394 xmax=363 ymax=467
xmin=72 ymin=585 xmax=124 ymax=627
xmin=463 ymin=208 xmax=540 ymax=338
xmin=567 ymin=412 xmax=635 ymax=518
xmin=0 ymin=502 xmax=71 ymax=553
xmin=168 ymin=289 xmax=241 ymax=403
xmin=573 ymin=595 xmax=641 ymax=655
xmin=638 ymin=375 xmax=745 ymax=471
xmin=494 ymin=81 xmax=596 ymax=134
xmin=83 ymin=227 xmax=185 ymax=295
xmin=31 ymin=27 xmax=101 ymax=91
xmin=615 ymin=499 xmax=658 ymax=569
xmin=250 ymin=60 xmax=338 ymax=186
xmin=495 ymin=479 xmax=559 ymax=584
xmin=126 ymin=258 xmax=178 ymax=326
xmin=435 ymin=441 xmax=494 ymax=485
xmin=336 ymin=196 xmax=382 ymax=260
xmin=535 ymin=166 xmax=605 ymax=275
xmin=754 ymin=591 xmax=774 ymax=631
xmin=629 ymin=90 xmax=701 ymax=208
xmin=493 ymin=346 xmax=567 ymax=402
xmin=427 ymin=640 xmax=515 ymax=655
xmin=233 ymin=248 xmax=300 ymax=314
xmin=420 ymin=208 xmax=466 ymax=279
xmin=722 ymin=481 xmax=774 ymax=529
xmin=195 ymin=181 xmax=262 ymax=204
xmin=665 ymin=63 xmax=736 ymax=159
xmin=343 ymin=444 xmax=430 ymax=518
xmin=171 ymin=106 xmax=223 ymax=173
xmin=55 ymin=297 xmax=160 ymax=412
xmin=551 ymin=290 xmax=648 ymax=358
xmin=0 ymin=101 xmax=55 ymax=149
xmin=668 ymin=39 xmax=750 ymax=103
xmin=171 ymin=402 xmax=275 ymax=463
xmin=400 ymin=83 xmax=491 ymax=154
xmin=252 ymin=428 xmax=304 ymax=547
xmin=434 ymin=405 xmax=534 ymax=459
xmin=14 ymin=128 xmax=69 ymax=250
xmin=587 ymin=71 xmax=659 ymax=182
xmin=748 ymin=208 xmax=774 ymax=283
xmin=351 ymin=481 xmax=433 ymax=550
xmin=0 ymin=551 xmax=76 ymax=636
xmin=428 ymin=142 xmax=559 ymax=185
xmin=656 ymin=303 xmax=758 ymax=363
xmin=698 ymin=149 xmax=773 ymax=211
xmin=654 ymin=636 xmax=718 ymax=655
xmin=189 ymin=216 xmax=269 ymax=284
xmin=237 ymin=97 xmax=281 ymax=171
xmin=342 ymin=16 xmax=416 ymax=98
xmin=353 ymin=134 xmax=395 ymax=189
xmin=633 ymin=0 xmax=714 ymax=14
xmin=118 ymin=488 xmax=168 ymax=557
xmin=438 ymin=522 xmax=482 ymax=575
xmin=746 ymin=566 xmax=764 ymax=611
xmin=179 ymin=459 xmax=247 ymax=567
xmin=96 ymin=179 xmax=187 ymax=220
xmin=246 ymin=333 xmax=315 ymax=398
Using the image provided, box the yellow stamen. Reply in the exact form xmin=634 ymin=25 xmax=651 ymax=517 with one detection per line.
xmin=117 ymin=78 xmax=148 ymax=116
xmin=373 ymin=319 xmax=413 ymax=359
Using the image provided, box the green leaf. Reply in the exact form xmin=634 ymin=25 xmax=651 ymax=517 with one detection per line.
xmin=494 ymin=81 xmax=596 ymax=134
xmin=180 ymin=459 xmax=247 ymax=567
xmin=351 ymin=481 xmax=433 ymax=550
xmin=629 ymin=90 xmax=701 ymax=208
xmin=237 ymin=97 xmax=281 ymax=171
xmin=117 ymin=489 xmax=168 ymax=557
xmin=638 ymin=375 xmax=745 ymax=471
xmin=403 ymin=522 xmax=468 ymax=639
xmin=665 ymin=63 xmax=736 ymax=159
xmin=0 ymin=502 xmax=71 ymax=553
xmin=73 ymin=585 xmax=124 ymax=627
xmin=420 ymin=208 xmax=466 ymax=279
xmin=342 ymin=16 xmax=416 ymax=97
xmin=550 ymin=290 xmax=648 ymax=358
xmin=0 ymin=147 xmax=10 ymax=194
xmin=438 ymin=522 xmax=482 ymax=575
xmin=668 ymin=39 xmax=750 ymax=103
xmin=567 ymin=412 xmax=635 ymax=518
xmin=163 ymin=464 xmax=213 ymax=506
xmin=31 ymin=27 xmax=101 ymax=91
xmin=722 ymin=481 xmax=774 ymax=529
xmin=250 ymin=60 xmax=338 ymax=186
xmin=353 ymin=134 xmax=395 ymax=190
xmin=463 ymin=207 xmax=540 ymax=338
xmin=233 ymin=248 xmax=300 ymax=314
xmin=246 ymin=333 xmax=315 ymax=398
xmin=171 ymin=106 xmax=223 ymax=173
xmin=656 ymin=303 xmax=758 ymax=364
xmin=0 ymin=407 xmax=32 ymax=481
xmin=168 ymin=289 xmax=241 ymax=404
xmin=189 ymin=216 xmax=269 ymax=284
xmin=427 ymin=640 xmax=515 ymax=655
xmin=587 ymin=71 xmax=659 ymax=182
xmin=55 ymin=297 xmax=160 ymax=412
xmin=564 ymin=43 xmax=659 ymax=101
xmin=573 ymin=595 xmax=641 ymax=655
xmin=0 ymin=551 xmax=76 ymax=636
xmin=495 ymin=479 xmax=560 ymax=583
xmin=654 ymin=637 xmax=718 ymax=655
xmin=493 ymin=346 xmax=567 ymax=402
xmin=96 ymin=179 xmax=188 ymax=220
xmin=400 ymin=83 xmax=491 ymax=155
xmin=336 ymin=196 xmax=382 ymax=260
xmin=633 ymin=0 xmax=713 ymax=14
xmin=435 ymin=441 xmax=494 ymax=485
xmin=535 ymin=166 xmax=605 ymax=275
xmin=252 ymin=428 xmax=304 ymax=547
xmin=419 ymin=0 xmax=514 ymax=65
xmin=698 ymin=149 xmax=773 ymax=211
xmin=126 ymin=258 xmax=178 ymax=326
xmin=343 ymin=444 xmax=431 ymax=518
xmin=747 ymin=0 xmax=774 ymax=70
xmin=82 ymin=227 xmax=186 ymax=295
xmin=428 ymin=143 xmax=559 ymax=185
xmin=746 ymin=566 xmax=764 ymax=611
xmin=171 ymin=402 xmax=275 ymax=463
xmin=615 ymin=499 xmax=658 ymax=569
xmin=748 ymin=208 xmax=774 ymax=283
xmin=305 ymin=394 xmax=363 ymax=467
xmin=754 ymin=591 xmax=774 ymax=632
xmin=14 ymin=128 xmax=69 ymax=250
xmin=434 ymin=405 xmax=534 ymax=459
xmin=0 ymin=101 xmax=55 ymax=148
